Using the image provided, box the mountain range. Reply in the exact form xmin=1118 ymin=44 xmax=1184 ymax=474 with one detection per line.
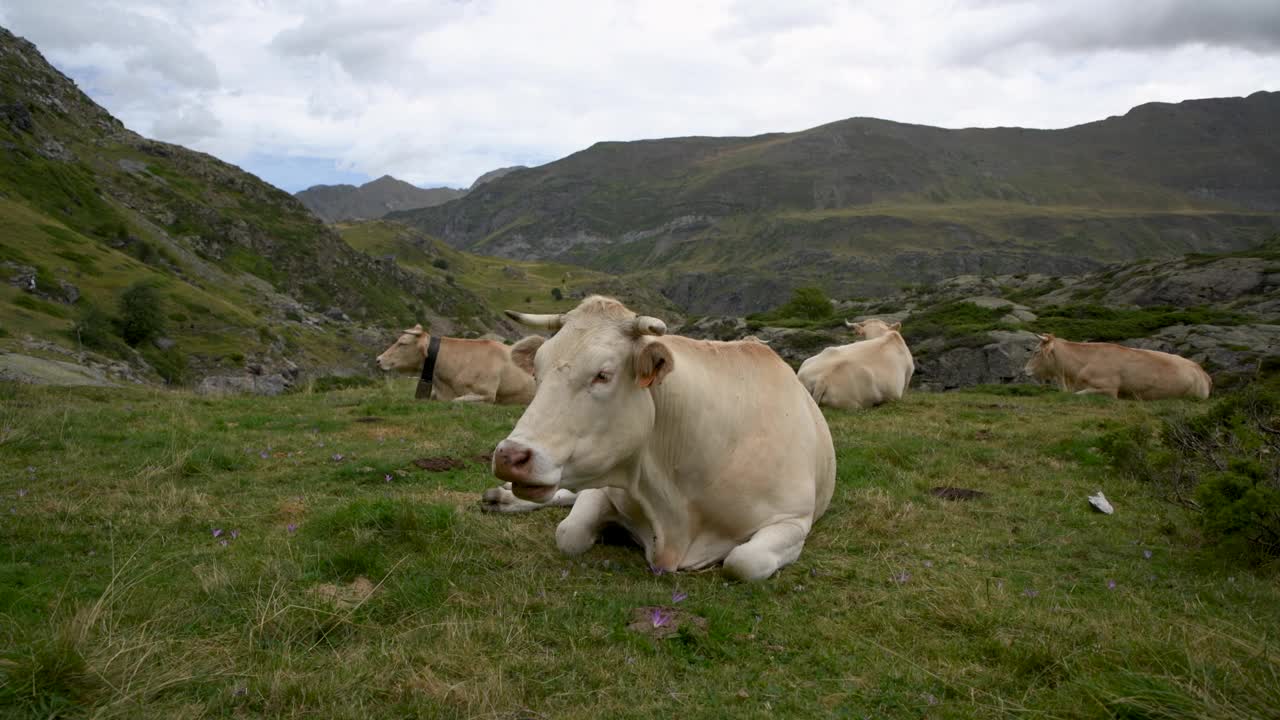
xmin=296 ymin=166 xmax=527 ymax=223
xmin=392 ymin=92 xmax=1280 ymax=313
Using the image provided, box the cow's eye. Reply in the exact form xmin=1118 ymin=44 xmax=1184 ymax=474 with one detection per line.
xmin=592 ymin=371 xmax=612 ymax=385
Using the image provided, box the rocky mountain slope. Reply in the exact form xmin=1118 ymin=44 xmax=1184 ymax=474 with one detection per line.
xmin=684 ymin=237 xmax=1280 ymax=391
xmin=0 ymin=26 xmax=501 ymax=391
xmin=394 ymin=92 xmax=1280 ymax=314
xmin=296 ymin=175 xmax=466 ymax=223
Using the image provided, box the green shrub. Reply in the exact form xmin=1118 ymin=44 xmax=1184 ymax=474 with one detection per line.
xmin=1034 ymin=304 xmax=1244 ymax=342
xmin=778 ymin=287 xmax=833 ymax=320
xmin=431 ymin=258 xmax=449 ymax=270
xmin=1100 ymin=381 xmax=1280 ymax=562
xmin=117 ymin=281 xmax=166 ymax=346
xmin=141 ymin=345 xmax=187 ymax=385
xmin=308 ymin=375 xmax=378 ymax=393
xmin=551 ymin=287 xmax=563 ymax=301
xmin=901 ymin=302 xmax=1008 ymax=344
xmin=71 ymin=303 xmax=128 ymax=356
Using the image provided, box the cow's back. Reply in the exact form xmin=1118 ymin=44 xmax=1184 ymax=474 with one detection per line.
xmin=653 ymin=337 xmax=836 ymax=525
xmin=799 ymin=333 xmax=913 ymax=409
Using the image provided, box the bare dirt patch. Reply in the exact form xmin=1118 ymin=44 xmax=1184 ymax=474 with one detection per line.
xmin=929 ymin=486 xmax=988 ymax=501
xmin=626 ymin=606 xmax=708 ymax=640
xmin=311 ymin=576 xmax=378 ymax=610
xmin=413 ymin=456 xmax=468 ymax=472
xmin=353 ymin=416 xmax=385 ymax=423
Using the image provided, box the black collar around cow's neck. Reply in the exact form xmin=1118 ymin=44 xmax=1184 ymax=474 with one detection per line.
xmin=416 ymin=335 xmax=442 ymax=399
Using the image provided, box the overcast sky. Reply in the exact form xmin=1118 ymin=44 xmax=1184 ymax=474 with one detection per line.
xmin=2 ymin=0 xmax=1278 ymax=193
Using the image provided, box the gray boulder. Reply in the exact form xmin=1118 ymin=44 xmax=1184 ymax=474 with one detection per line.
xmin=914 ymin=330 xmax=1041 ymax=391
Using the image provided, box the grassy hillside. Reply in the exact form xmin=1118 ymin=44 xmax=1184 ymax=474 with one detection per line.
xmin=395 ymin=93 xmax=1280 ymax=314
xmin=0 ymin=26 xmax=499 ymax=383
xmin=2 ymin=382 xmax=1278 ymax=718
xmin=338 ymin=220 xmax=683 ymax=319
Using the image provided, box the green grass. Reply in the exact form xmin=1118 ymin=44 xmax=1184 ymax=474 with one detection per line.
xmin=1 ymin=381 xmax=1277 ymax=718
xmin=1034 ymin=304 xmax=1246 ymax=342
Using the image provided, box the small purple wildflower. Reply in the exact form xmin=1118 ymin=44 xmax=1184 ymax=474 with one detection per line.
xmin=212 ymin=528 xmax=223 ymax=539
xmin=26 ymin=466 xmax=35 ymax=474
xmin=232 ymin=686 xmax=247 ymax=698
xmin=384 ymin=474 xmax=393 ymax=483
xmin=331 ymin=453 xmax=344 ymax=462
xmin=230 ymin=530 xmax=240 ymax=540
xmin=1143 ymin=549 xmax=1153 ymax=560
xmin=1107 ymin=579 xmax=1117 ymax=590
xmin=17 ymin=489 xmax=27 ymax=498
xmin=892 ymin=571 xmax=911 ymax=584
xmin=672 ymin=590 xmax=688 ymax=604
xmin=923 ymin=560 xmax=933 ymax=568
xmin=923 ymin=693 xmax=939 ymax=706
xmin=649 ymin=608 xmax=672 ymax=628
xmin=1023 ymin=588 xmax=1039 ymax=598
xmin=219 ymin=539 xmax=228 ymax=547
xmin=560 ymin=568 xmax=570 ymax=580
xmin=260 ymin=451 xmax=269 ymax=459
xmin=286 ymin=523 xmax=298 ymax=534
xmin=650 ymin=565 xmax=665 ymax=576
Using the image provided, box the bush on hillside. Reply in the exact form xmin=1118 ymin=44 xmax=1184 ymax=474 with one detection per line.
xmin=1099 ymin=380 xmax=1280 ymax=562
xmin=117 ymin=281 xmax=166 ymax=346
xmin=747 ymin=287 xmax=836 ymax=327
xmin=1034 ymin=304 xmax=1243 ymax=342
xmin=71 ymin=302 xmax=128 ymax=356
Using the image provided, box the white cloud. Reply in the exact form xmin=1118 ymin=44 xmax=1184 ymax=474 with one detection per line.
xmin=1 ymin=0 xmax=1278 ymax=192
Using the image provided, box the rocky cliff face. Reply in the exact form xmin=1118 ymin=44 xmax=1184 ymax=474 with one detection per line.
xmin=681 ymin=240 xmax=1280 ymax=391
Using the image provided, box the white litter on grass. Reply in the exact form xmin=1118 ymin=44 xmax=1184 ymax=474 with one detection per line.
xmin=1088 ymin=491 xmax=1114 ymax=515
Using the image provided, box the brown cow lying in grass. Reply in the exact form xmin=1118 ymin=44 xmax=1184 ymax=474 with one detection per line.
xmin=375 ymin=324 xmax=543 ymax=404
xmin=1024 ymin=333 xmax=1212 ymax=400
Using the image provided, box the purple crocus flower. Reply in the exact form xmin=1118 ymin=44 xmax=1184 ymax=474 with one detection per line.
xmin=212 ymin=528 xmax=223 ymax=538
xmin=1143 ymin=550 xmax=1152 ymax=560
xmin=649 ymin=565 xmax=665 ymax=576
xmin=17 ymin=489 xmax=27 ymax=498
xmin=923 ymin=560 xmax=933 ymax=568
xmin=259 ymin=451 xmax=269 ymax=459
xmin=219 ymin=539 xmax=228 ymax=547
xmin=1107 ymin=579 xmax=1117 ymax=590
xmin=331 ymin=453 xmax=344 ymax=462
xmin=230 ymin=530 xmax=240 ymax=540
xmin=384 ymin=474 xmax=393 ymax=483
xmin=649 ymin=608 xmax=672 ymax=628
xmin=1023 ymin=588 xmax=1039 ymax=598
xmin=892 ymin=571 xmax=911 ymax=585
xmin=672 ymin=590 xmax=688 ymax=603
xmin=286 ymin=523 xmax=298 ymax=534
xmin=232 ymin=686 xmax=247 ymax=697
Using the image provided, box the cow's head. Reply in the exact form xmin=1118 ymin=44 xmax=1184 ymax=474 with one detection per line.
xmin=845 ymin=318 xmax=900 ymax=339
xmin=1024 ymin=333 xmax=1057 ymax=379
xmin=493 ymin=296 xmax=670 ymax=502
xmin=376 ymin=324 xmax=427 ymax=373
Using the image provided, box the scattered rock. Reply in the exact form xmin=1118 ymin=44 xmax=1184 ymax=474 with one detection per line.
xmin=0 ymin=102 xmax=33 ymax=132
xmin=152 ymin=336 xmax=176 ymax=350
xmin=196 ymin=373 xmax=292 ymax=396
xmin=0 ymin=353 xmax=118 ymax=387
xmin=3 ymin=262 xmax=37 ymax=292
xmin=57 ymin=280 xmax=79 ymax=304
xmin=1088 ymin=491 xmax=1114 ymax=515
xmin=324 ymin=307 xmax=350 ymax=322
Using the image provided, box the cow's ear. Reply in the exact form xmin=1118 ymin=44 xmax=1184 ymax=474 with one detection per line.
xmin=635 ymin=340 xmax=674 ymax=389
xmin=1036 ymin=333 xmax=1054 ymax=343
xmin=510 ymin=335 xmax=545 ymax=376
xmin=890 ymin=322 xmax=902 ymax=331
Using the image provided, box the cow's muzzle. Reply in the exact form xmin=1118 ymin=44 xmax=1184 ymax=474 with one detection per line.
xmin=493 ymin=439 xmax=557 ymax=502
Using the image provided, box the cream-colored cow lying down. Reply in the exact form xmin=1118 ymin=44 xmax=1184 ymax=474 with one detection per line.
xmin=796 ymin=319 xmax=915 ymax=409
xmin=1024 ymin=333 xmax=1212 ymax=400
xmin=487 ymin=295 xmax=836 ymax=580
xmin=375 ymin=324 xmax=544 ymax=404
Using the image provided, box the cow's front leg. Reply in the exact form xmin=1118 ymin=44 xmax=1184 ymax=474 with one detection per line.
xmin=451 ymin=393 xmax=493 ymax=403
xmin=1074 ymin=387 xmax=1118 ymax=398
xmin=480 ymin=483 xmax=576 ymax=513
xmin=555 ymin=488 xmax=619 ymax=556
xmin=722 ymin=517 xmax=812 ymax=581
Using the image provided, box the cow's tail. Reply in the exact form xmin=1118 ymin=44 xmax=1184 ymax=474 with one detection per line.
xmin=1200 ymin=367 xmax=1214 ymax=399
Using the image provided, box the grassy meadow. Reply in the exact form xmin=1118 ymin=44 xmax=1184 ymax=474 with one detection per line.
xmin=1 ymin=380 xmax=1278 ymax=719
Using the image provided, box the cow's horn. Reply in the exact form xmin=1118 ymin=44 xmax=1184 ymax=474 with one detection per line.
xmin=633 ymin=316 xmax=666 ymax=336
xmin=505 ymin=310 xmax=564 ymax=330
xmin=844 ymin=319 xmax=858 ymax=328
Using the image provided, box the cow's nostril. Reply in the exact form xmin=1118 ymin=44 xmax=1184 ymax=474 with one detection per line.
xmin=511 ymin=448 xmax=531 ymax=467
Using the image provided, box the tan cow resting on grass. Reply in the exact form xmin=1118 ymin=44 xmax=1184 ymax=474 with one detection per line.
xmin=488 ymin=295 xmax=836 ymax=581
xmin=1024 ymin=333 xmax=1212 ymax=400
xmin=796 ymin=319 xmax=915 ymax=409
xmin=375 ymin=324 xmax=544 ymax=404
